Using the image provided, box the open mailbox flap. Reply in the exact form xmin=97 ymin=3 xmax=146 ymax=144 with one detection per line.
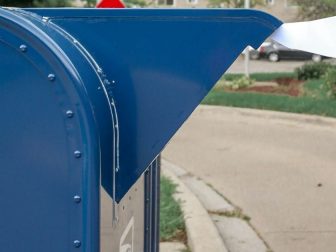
xmin=25 ymin=9 xmax=336 ymax=201
xmin=25 ymin=8 xmax=282 ymax=201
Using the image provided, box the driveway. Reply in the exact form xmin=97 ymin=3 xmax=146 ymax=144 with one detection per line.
xmin=163 ymin=105 xmax=336 ymax=252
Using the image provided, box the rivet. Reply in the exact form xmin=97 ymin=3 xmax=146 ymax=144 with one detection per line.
xmin=74 ymin=150 xmax=82 ymax=158
xmin=20 ymin=44 xmax=27 ymax=52
xmin=66 ymin=110 xmax=74 ymax=118
xmin=48 ymin=74 xmax=56 ymax=81
xmin=73 ymin=240 xmax=81 ymax=248
xmin=42 ymin=16 xmax=50 ymax=23
xmin=74 ymin=195 xmax=81 ymax=203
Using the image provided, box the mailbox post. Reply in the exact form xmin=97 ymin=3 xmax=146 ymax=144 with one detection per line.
xmin=0 ymin=7 xmax=281 ymax=252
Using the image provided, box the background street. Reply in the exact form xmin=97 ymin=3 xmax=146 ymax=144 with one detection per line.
xmin=227 ymin=56 xmax=305 ymax=73
xmin=163 ymin=105 xmax=336 ymax=252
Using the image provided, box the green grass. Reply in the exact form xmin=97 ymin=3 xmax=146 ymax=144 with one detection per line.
xmin=203 ymin=79 xmax=336 ymax=118
xmin=160 ymin=176 xmax=186 ymax=242
xmin=223 ymin=72 xmax=296 ymax=82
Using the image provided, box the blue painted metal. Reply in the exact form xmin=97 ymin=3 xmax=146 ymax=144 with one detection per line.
xmin=0 ymin=8 xmax=104 ymax=252
xmin=0 ymin=7 xmax=281 ymax=251
xmin=26 ymin=8 xmax=282 ymax=201
xmin=144 ymin=158 xmax=160 ymax=252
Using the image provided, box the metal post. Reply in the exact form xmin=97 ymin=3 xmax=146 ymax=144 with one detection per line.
xmin=244 ymin=0 xmax=250 ymax=78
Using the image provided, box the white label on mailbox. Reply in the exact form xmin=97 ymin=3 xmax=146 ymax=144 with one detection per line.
xmin=119 ymin=217 xmax=134 ymax=252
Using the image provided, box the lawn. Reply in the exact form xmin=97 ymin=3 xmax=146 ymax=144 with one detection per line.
xmin=203 ymin=73 xmax=336 ymax=118
xmin=160 ymin=176 xmax=186 ymax=242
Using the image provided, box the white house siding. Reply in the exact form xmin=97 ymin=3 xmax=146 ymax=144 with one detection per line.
xmin=152 ymin=0 xmax=299 ymax=22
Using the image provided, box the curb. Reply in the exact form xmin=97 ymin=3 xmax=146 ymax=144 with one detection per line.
xmin=162 ymin=160 xmax=228 ymax=252
xmin=199 ymin=105 xmax=336 ymax=129
xmin=162 ymin=159 xmax=271 ymax=252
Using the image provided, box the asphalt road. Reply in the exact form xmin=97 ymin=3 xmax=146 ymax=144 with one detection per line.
xmin=227 ymin=56 xmax=306 ymax=73
xmin=163 ymin=105 xmax=336 ymax=252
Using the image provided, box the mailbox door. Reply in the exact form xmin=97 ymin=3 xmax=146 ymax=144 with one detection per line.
xmin=28 ymin=8 xmax=282 ymax=202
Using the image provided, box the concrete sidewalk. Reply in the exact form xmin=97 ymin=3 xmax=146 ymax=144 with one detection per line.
xmin=163 ymin=105 xmax=336 ymax=252
xmin=162 ymin=159 xmax=270 ymax=252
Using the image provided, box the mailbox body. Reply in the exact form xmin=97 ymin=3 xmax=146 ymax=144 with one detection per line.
xmin=0 ymin=7 xmax=281 ymax=252
xmin=0 ymin=8 xmax=104 ymax=251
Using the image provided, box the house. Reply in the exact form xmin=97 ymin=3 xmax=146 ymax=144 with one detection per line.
xmin=259 ymin=0 xmax=298 ymax=22
xmin=153 ymin=0 xmax=299 ymax=22
xmin=73 ymin=0 xmax=86 ymax=6
xmin=72 ymin=0 xmax=299 ymax=22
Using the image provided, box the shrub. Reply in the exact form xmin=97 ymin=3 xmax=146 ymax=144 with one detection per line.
xmin=324 ymin=67 xmax=336 ymax=98
xmin=295 ymin=62 xmax=332 ymax=80
xmin=225 ymin=76 xmax=254 ymax=90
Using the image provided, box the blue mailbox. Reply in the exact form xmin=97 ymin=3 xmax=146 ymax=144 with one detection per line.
xmin=0 ymin=7 xmax=281 ymax=252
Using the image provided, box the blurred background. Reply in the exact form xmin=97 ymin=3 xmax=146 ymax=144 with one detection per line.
xmin=2 ymin=1 xmax=336 ymax=252
xmin=0 ymin=0 xmax=96 ymax=7
xmin=1 ymin=0 xmax=335 ymax=21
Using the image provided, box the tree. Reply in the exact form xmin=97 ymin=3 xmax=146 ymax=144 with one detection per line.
xmin=0 ymin=0 xmax=34 ymax=7
xmin=293 ymin=0 xmax=336 ymax=20
xmin=81 ymin=0 xmax=97 ymax=7
xmin=0 ymin=0 xmax=72 ymax=7
xmin=33 ymin=0 xmax=72 ymax=7
xmin=124 ymin=0 xmax=148 ymax=7
xmin=208 ymin=0 xmax=264 ymax=8
xmin=0 ymin=0 xmax=97 ymax=7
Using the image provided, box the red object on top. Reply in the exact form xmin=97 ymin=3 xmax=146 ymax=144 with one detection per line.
xmin=97 ymin=0 xmax=125 ymax=8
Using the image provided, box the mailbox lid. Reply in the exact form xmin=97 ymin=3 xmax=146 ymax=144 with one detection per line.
xmin=27 ymin=8 xmax=282 ymax=201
